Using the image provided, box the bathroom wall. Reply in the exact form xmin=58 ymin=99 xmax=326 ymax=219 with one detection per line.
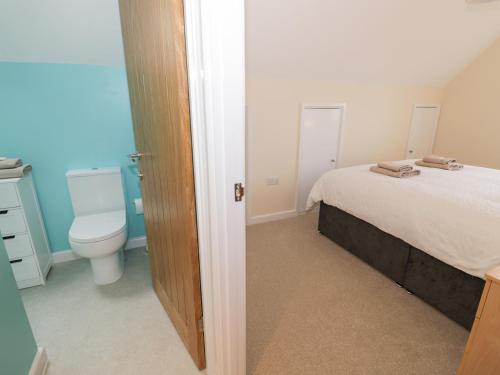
xmin=0 ymin=237 xmax=38 ymax=374
xmin=0 ymin=62 xmax=145 ymax=252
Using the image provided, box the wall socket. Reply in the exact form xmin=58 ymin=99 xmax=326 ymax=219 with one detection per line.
xmin=266 ymin=176 xmax=280 ymax=186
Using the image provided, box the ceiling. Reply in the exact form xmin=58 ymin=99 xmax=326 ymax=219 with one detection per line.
xmin=246 ymin=0 xmax=500 ymax=86
xmin=0 ymin=0 xmax=499 ymax=86
xmin=0 ymin=0 xmax=124 ymax=66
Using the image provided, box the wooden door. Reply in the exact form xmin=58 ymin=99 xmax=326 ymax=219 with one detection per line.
xmin=118 ymin=0 xmax=205 ymax=369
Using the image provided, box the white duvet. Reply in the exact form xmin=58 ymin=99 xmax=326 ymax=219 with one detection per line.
xmin=307 ymin=162 xmax=500 ymax=278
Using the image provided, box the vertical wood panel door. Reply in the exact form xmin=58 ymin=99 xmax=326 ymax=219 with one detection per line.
xmin=118 ymin=0 xmax=205 ymax=369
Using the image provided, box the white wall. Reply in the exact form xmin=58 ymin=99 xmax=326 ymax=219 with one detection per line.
xmin=434 ymin=37 xmax=500 ymax=169
xmin=245 ymin=0 xmax=500 ymax=222
xmin=246 ymin=0 xmax=500 ymax=86
xmin=246 ymin=79 xmax=443 ymax=218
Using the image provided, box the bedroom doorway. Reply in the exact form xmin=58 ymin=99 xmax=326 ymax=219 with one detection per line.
xmin=296 ymin=105 xmax=345 ymax=212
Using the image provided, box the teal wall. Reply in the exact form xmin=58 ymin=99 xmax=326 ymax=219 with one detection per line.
xmin=0 ymin=62 xmax=145 ymax=252
xmin=0 ymin=237 xmax=38 ymax=375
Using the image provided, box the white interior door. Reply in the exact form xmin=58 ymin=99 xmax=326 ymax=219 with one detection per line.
xmin=406 ymin=106 xmax=440 ymax=159
xmin=297 ymin=106 xmax=343 ymax=213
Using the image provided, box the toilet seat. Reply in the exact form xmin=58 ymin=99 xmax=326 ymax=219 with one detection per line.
xmin=69 ymin=210 xmax=126 ymax=244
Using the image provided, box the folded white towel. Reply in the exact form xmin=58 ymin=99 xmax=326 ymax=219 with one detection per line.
xmin=0 ymin=158 xmax=22 ymax=169
xmin=0 ymin=165 xmax=32 ymax=179
xmin=422 ymin=155 xmax=457 ymax=165
xmin=416 ymin=160 xmax=463 ymax=171
xmin=377 ymin=161 xmax=414 ymax=172
xmin=370 ymin=166 xmax=421 ymax=178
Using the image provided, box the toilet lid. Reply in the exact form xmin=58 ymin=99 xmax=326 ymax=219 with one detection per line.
xmin=69 ymin=210 xmax=127 ymax=243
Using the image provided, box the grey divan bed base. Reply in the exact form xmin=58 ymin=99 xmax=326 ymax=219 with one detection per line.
xmin=318 ymin=201 xmax=485 ymax=330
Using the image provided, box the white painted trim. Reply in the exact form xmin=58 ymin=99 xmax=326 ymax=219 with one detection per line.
xmin=28 ymin=347 xmax=48 ymax=375
xmin=125 ymin=235 xmax=147 ymax=250
xmin=247 ymin=209 xmax=298 ymax=225
xmin=295 ymin=103 xmax=346 ymax=213
xmin=302 ymin=103 xmax=346 ymax=110
xmin=185 ymin=0 xmax=246 ymax=374
xmin=52 ymin=250 xmax=80 ymax=264
xmin=52 ymin=236 xmax=148 ymax=264
xmin=245 ymin=104 xmax=253 ymax=223
xmin=405 ymin=104 xmax=441 ymax=158
xmin=183 ymin=1 xmax=217 ymax=373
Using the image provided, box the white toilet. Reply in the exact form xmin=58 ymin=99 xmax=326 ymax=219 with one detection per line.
xmin=66 ymin=167 xmax=128 ymax=285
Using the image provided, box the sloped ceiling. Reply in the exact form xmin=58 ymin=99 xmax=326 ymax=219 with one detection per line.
xmin=246 ymin=0 xmax=500 ymax=86
xmin=0 ymin=0 xmax=124 ymax=65
xmin=1 ymin=0 xmax=499 ymax=86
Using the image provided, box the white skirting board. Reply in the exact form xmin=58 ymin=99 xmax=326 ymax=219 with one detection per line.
xmin=51 ymin=250 xmax=80 ymax=264
xmin=246 ymin=209 xmax=298 ymax=225
xmin=52 ymin=236 xmax=147 ymax=264
xmin=124 ymin=236 xmax=147 ymax=251
xmin=29 ymin=347 xmax=48 ymax=375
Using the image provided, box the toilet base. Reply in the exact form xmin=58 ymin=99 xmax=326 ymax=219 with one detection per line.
xmin=89 ymin=250 xmax=124 ymax=285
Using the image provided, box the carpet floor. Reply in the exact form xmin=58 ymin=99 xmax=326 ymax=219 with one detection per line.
xmin=246 ymin=211 xmax=469 ymax=375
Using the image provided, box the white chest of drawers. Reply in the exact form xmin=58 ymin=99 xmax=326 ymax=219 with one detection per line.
xmin=0 ymin=173 xmax=52 ymax=288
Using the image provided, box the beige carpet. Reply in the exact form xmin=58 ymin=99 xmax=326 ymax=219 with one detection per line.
xmin=21 ymin=248 xmax=203 ymax=375
xmin=247 ymin=212 xmax=469 ymax=375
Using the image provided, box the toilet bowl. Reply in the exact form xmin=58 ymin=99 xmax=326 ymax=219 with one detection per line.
xmin=69 ymin=210 xmax=127 ymax=285
xmin=66 ymin=167 xmax=128 ymax=285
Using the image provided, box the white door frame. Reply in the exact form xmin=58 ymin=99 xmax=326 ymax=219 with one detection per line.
xmin=295 ymin=103 xmax=346 ymax=213
xmin=405 ymin=104 xmax=441 ymax=159
xmin=184 ymin=1 xmax=246 ymax=375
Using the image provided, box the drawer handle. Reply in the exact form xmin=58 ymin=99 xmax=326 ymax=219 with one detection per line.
xmin=2 ymin=235 xmax=15 ymax=240
xmin=0 ymin=210 xmax=8 ymax=215
xmin=10 ymin=258 xmax=22 ymax=264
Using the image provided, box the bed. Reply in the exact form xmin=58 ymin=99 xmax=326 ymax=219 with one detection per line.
xmin=307 ymin=161 xmax=500 ymax=329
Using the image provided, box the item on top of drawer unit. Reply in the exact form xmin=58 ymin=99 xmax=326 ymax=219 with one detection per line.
xmin=0 ymin=165 xmax=32 ymax=179
xmin=0 ymin=158 xmax=22 ymax=169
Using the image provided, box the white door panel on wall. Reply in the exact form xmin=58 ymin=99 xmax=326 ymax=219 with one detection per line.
xmin=297 ymin=106 xmax=344 ymax=212
xmin=406 ymin=106 xmax=440 ymax=159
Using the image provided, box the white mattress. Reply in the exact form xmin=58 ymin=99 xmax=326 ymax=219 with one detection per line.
xmin=307 ymin=161 xmax=500 ymax=278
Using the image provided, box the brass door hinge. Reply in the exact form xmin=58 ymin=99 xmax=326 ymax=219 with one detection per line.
xmin=234 ymin=183 xmax=244 ymax=202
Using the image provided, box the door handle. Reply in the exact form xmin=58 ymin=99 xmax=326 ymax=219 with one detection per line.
xmin=409 ymin=150 xmax=414 ymax=154
xmin=129 ymin=152 xmax=145 ymax=179
xmin=330 ymin=159 xmax=336 ymax=163
xmin=128 ymin=152 xmax=144 ymax=162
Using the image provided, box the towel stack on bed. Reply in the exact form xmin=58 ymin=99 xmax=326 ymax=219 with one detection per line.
xmin=416 ymin=155 xmax=464 ymax=171
xmin=370 ymin=161 xmax=421 ymax=178
xmin=0 ymin=157 xmax=32 ymax=179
